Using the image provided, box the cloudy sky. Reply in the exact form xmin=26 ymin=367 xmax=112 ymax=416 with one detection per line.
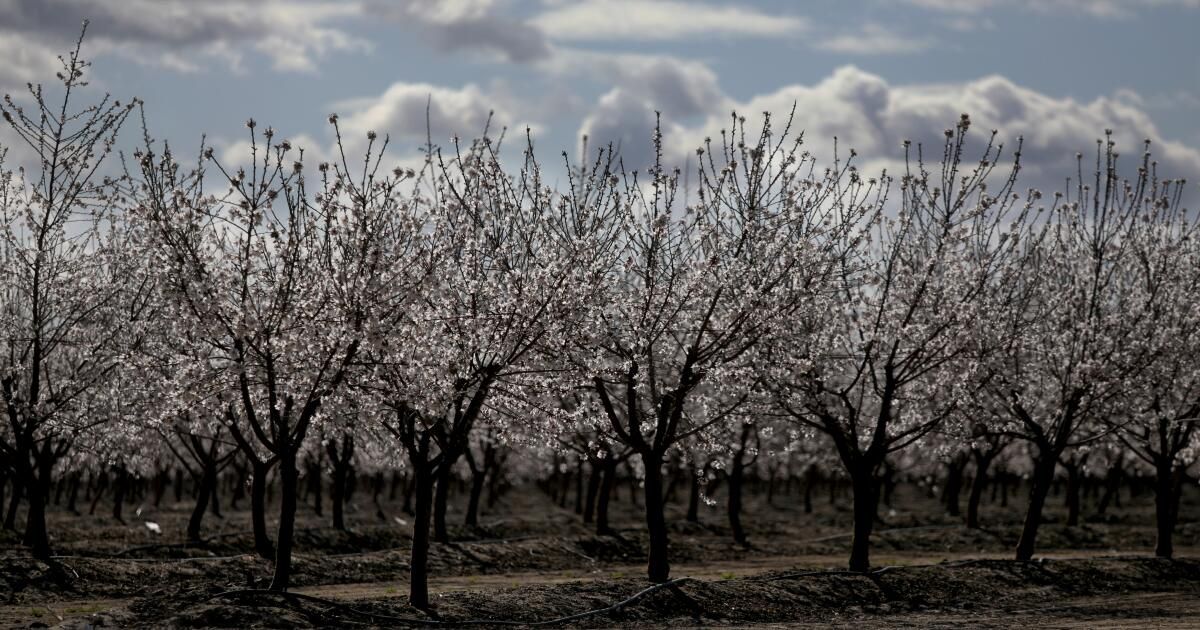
xmin=2 ymin=0 xmax=1198 ymax=192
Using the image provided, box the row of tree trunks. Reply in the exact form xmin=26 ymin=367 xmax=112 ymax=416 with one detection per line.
xmin=727 ymin=422 xmax=756 ymax=547
xmin=2 ymin=442 xmax=1189 ymax=578
xmin=326 ymin=433 xmax=355 ymax=531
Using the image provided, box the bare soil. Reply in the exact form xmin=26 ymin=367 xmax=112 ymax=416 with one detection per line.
xmin=1 ymin=481 xmax=1197 ymax=628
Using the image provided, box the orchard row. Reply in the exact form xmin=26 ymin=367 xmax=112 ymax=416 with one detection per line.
xmin=1 ymin=40 xmax=1196 ymax=609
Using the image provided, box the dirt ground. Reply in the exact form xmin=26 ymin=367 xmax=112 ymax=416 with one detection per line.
xmin=1 ymin=479 xmax=1197 ymax=628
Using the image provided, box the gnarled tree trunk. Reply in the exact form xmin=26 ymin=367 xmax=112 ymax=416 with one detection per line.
xmin=1016 ymin=447 xmax=1057 ymax=561
xmin=641 ymin=450 xmax=670 ymax=582
xmin=1153 ymin=461 xmax=1183 ymax=559
xmin=269 ymin=449 xmax=300 ymax=591
xmin=847 ymin=463 xmax=880 ymax=572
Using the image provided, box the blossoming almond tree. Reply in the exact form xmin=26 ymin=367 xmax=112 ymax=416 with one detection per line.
xmin=1112 ymin=166 xmax=1197 ymax=558
xmin=365 ymin=129 xmax=620 ymax=609
xmin=549 ymin=393 xmax=635 ymax=533
xmin=156 ymin=412 xmax=239 ymax=542
xmin=973 ymin=135 xmax=1168 ymax=561
xmin=127 ymin=251 xmax=283 ymax=555
xmin=131 ymin=118 xmax=420 ymax=590
xmin=766 ymin=116 xmax=1029 ymax=571
xmin=562 ymin=112 xmax=871 ymax=582
xmin=0 ymin=30 xmax=138 ymax=560
xmin=224 ymin=405 xmax=279 ymax=559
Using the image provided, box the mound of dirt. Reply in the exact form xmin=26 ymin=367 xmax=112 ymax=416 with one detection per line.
xmin=95 ymin=556 xmax=1200 ymax=628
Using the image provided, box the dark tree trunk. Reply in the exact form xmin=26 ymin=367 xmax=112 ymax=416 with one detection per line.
xmin=269 ymin=450 xmax=299 ymax=591
xmin=574 ymin=460 xmax=585 ymax=514
xmin=582 ymin=462 xmax=600 ymax=525
xmin=486 ymin=457 xmax=505 ymax=509
xmin=803 ymin=466 xmax=816 ymax=514
xmin=558 ymin=469 xmax=572 ymax=508
xmin=229 ymin=462 xmax=246 ymax=511
xmin=187 ymin=465 xmax=213 ymax=543
xmin=626 ymin=460 xmax=641 ymax=508
xmin=173 ymin=468 xmax=185 ymax=503
xmin=727 ymin=461 xmax=746 ymax=546
xmin=433 ymin=453 xmax=458 ymax=543
xmin=88 ymin=472 xmax=108 ymax=516
xmin=596 ymin=459 xmax=616 ymax=535
xmin=152 ymin=469 xmax=167 ymax=507
xmin=111 ymin=468 xmax=128 ymax=524
xmin=330 ymin=463 xmax=347 ymax=531
xmin=728 ymin=423 xmax=752 ymax=547
xmin=881 ymin=463 xmax=896 ymax=509
xmin=371 ymin=472 xmax=386 ymax=522
xmin=1015 ymin=448 xmax=1057 ymax=561
xmin=22 ymin=442 xmax=57 ymax=560
xmin=546 ymin=464 xmax=559 ymax=504
xmin=766 ymin=468 xmax=778 ymax=507
xmin=664 ymin=470 xmax=680 ymax=506
xmin=327 ymin=435 xmax=354 ymax=531
xmin=464 ymin=443 xmax=497 ymax=528
xmin=66 ymin=472 xmax=80 ymax=515
xmin=966 ymin=451 xmax=995 ymax=529
xmin=309 ymin=459 xmax=323 ymax=518
xmin=4 ymin=473 xmax=21 ymax=530
xmin=1000 ymin=469 xmax=1009 ymax=507
xmin=942 ymin=454 xmax=967 ymax=517
xmin=1096 ymin=462 xmax=1122 ymax=515
xmin=402 ymin=472 xmax=415 ymax=515
xmin=251 ymin=459 xmax=275 ymax=559
xmin=208 ymin=468 xmax=222 ymax=518
xmin=464 ymin=467 xmax=487 ymax=528
xmin=228 ymin=420 xmax=277 ymax=560
xmin=641 ymin=450 xmax=670 ymax=582
xmin=686 ymin=464 xmax=701 ymax=523
xmin=1153 ymin=462 xmax=1182 ymax=559
xmin=1064 ymin=461 xmax=1082 ymax=527
xmin=848 ymin=465 xmax=879 ymax=572
xmin=409 ymin=453 xmax=436 ymax=610
xmin=22 ymin=475 xmax=50 ymax=559
xmin=52 ymin=475 xmax=64 ymax=506
xmin=1131 ymin=475 xmax=1145 ymax=498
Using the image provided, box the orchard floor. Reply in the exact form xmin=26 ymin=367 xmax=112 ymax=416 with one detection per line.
xmin=1 ymin=480 xmax=1197 ymax=628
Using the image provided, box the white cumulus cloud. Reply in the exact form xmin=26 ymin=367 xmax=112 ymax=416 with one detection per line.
xmin=578 ymin=65 xmax=1200 ymax=195
xmin=531 ymin=0 xmax=808 ymax=41
xmin=814 ymin=24 xmax=936 ymax=55
xmin=0 ymin=0 xmax=368 ymax=75
xmin=905 ymin=0 xmax=1200 ymax=18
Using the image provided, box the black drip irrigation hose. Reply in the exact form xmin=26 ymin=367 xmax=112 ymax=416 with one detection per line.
xmin=208 ymin=577 xmax=693 ymax=627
